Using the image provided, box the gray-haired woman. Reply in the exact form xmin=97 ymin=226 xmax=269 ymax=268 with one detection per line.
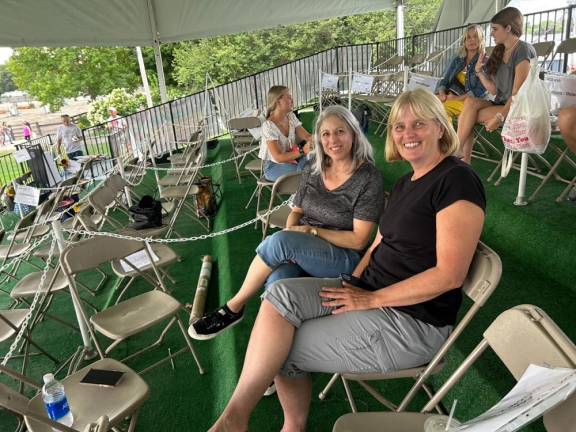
xmin=189 ymin=105 xmax=384 ymax=340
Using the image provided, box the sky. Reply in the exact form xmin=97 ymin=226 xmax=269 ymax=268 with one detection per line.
xmin=0 ymin=0 xmax=572 ymax=65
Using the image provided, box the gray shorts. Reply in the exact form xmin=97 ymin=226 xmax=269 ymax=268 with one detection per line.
xmin=262 ymin=277 xmax=452 ymax=378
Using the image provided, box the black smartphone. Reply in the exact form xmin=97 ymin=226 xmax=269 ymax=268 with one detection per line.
xmin=340 ymin=273 xmax=375 ymax=291
xmin=80 ymin=368 xmax=124 ymax=387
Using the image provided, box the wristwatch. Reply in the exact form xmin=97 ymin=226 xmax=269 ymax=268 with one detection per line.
xmin=310 ymin=228 xmax=318 ymax=237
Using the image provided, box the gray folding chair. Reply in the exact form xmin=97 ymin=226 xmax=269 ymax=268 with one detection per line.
xmin=60 ymin=235 xmax=204 ymax=375
xmin=256 ymin=171 xmax=301 ymax=240
xmin=320 ymin=242 xmax=502 ymax=413
xmin=228 ymin=116 xmax=262 ymax=183
xmin=0 ymin=358 xmax=147 ymax=432
xmin=333 ymin=304 xmax=576 ymax=432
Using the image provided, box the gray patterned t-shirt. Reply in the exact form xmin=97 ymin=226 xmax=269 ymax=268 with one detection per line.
xmin=293 ymin=162 xmax=384 ymax=231
xmin=494 ymin=40 xmax=536 ymax=104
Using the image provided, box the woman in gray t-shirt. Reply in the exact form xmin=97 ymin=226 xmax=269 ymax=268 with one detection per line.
xmin=456 ymin=7 xmax=536 ymax=163
xmin=189 ymin=105 xmax=384 ymax=340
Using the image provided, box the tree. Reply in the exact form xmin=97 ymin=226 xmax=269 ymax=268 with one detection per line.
xmin=6 ymin=47 xmax=141 ymax=111
xmin=172 ymin=0 xmax=441 ymax=92
xmin=0 ymin=65 xmax=17 ymax=95
xmin=87 ymin=88 xmax=146 ymax=125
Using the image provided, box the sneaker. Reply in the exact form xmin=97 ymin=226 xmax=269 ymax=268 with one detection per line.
xmin=263 ymin=383 xmax=276 ymax=397
xmin=188 ymin=305 xmax=244 ymax=340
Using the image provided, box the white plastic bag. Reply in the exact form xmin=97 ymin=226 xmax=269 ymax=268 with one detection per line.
xmin=501 ymin=58 xmax=551 ymax=155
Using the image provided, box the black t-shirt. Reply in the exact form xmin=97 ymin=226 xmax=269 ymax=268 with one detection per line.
xmin=361 ymin=156 xmax=486 ymax=327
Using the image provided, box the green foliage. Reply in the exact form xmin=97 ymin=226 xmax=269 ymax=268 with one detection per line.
xmin=0 ymin=65 xmax=17 ymax=95
xmin=6 ymin=47 xmax=141 ymax=111
xmin=172 ymin=0 xmax=441 ymax=92
xmin=87 ymin=88 xmax=146 ymax=125
xmin=75 ymin=114 xmax=91 ymax=129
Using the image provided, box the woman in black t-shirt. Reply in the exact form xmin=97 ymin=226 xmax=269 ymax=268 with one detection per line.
xmin=206 ymin=89 xmax=485 ymax=432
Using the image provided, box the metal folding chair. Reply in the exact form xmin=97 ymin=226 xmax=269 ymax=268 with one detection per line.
xmin=320 ymin=242 xmax=502 ymax=413
xmin=333 ymin=304 xmax=576 ymax=432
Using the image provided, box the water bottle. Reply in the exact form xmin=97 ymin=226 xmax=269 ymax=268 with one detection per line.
xmin=42 ymin=373 xmax=74 ymax=427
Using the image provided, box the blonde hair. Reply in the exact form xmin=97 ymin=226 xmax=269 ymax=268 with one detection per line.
xmin=311 ymin=105 xmax=374 ymax=175
xmin=385 ymin=88 xmax=459 ymax=162
xmin=265 ymin=85 xmax=289 ymax=119
xmin=458 ymin=24 xmax=485 ymax=57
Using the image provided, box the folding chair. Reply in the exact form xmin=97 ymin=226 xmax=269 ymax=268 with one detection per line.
xmin=320 ymin=242 xmax=502 ymax=413
xmin=228 ymin=116 xmax=262 ymax=183
xmin=60 ymin=235 xmax=204 ymax=375
xmin=0 ymin=358 xmax=148 ymax=432
xmin=532 ymin=40 xmax=555 ymax=66
xmin=256 ymin=171 xmax=301 ymax=240
xmin=333 ymin=304 xmax=576 ymax=432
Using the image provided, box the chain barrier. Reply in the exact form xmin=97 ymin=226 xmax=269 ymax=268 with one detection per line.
xmin=62 ymin=195 xmax=294 ymax=243
xmin=0 ymin=235 xmax=49 ymax=280
xmin=1 ymin=234 xmax=57 ymax=366
xmin=127 ymin=147 xmax=259 ymax=172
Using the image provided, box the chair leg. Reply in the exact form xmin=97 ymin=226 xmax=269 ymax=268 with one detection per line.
xmin=319 ymin=373 xmax=340 ymax=400
xmin=176 ymin=316 xmax=204 ymax=375
xmin=341 ymin=377 xmax=358 ymax=412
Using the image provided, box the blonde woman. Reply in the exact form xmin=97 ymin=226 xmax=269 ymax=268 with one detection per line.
xmin=206 ymin=89 xmax=485 ymax=432
xmin=437 ymin=24 xmax=488 ymax=117
xmin=259 ymin=86 xmax=312 ymax=181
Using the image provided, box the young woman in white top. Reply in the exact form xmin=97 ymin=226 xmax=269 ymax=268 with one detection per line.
xmin=259 ymin=86 xmax=313 ymax=181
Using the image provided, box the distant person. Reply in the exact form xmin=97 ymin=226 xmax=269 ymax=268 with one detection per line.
xmin=259 ymin=86 xmax=313 ymax=181
xmin=436 ymin=24 xmax=487 ymax=118
xmin=56 ymin=114 xmax=84 ymax=160
xmin=1 ymin=122 xmax=10 ymax=146
xmin=107 ymin=107 xmax=127 ymax=133
xmin=107 ymin=107 xmax=128 ymax=157
xmin=22 ymin=121 xmax=32 ymax=143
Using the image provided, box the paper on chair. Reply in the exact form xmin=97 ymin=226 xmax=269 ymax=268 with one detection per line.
xmin=120 ymin=248 xmax=160 ymax=272
xmin=351 ymin=73 xmax=374 ymax=94
xmin=14 ymin=184 xmax=40 ymax=207
xmin=321 ymin=73 xmax=339 ymax=91
xmin=456 ymin=364 xmax=576 ymax=432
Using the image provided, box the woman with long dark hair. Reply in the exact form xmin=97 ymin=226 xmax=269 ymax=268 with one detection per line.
xmin=456 ymin=7 xmax=536 ymax=163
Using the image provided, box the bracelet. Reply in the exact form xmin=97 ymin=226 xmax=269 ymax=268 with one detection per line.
xmin=495 ymin=112 xmax=505 ymax=123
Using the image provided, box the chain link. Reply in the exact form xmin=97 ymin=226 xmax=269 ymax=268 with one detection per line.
xmin=2 ymin=235 xmax=57 ymax=366
xmin=128 ymin=147 xmax=259 ymax=172
xmin=63 ymin=195 xmax=294 ymax=243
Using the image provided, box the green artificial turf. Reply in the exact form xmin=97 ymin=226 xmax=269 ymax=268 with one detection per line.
xmin=0 ymin=109 xmax=574 ymax=431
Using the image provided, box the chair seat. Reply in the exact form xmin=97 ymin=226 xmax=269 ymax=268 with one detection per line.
xmin=10 ymin=269 xmax=69 ymax=299
xmin=0 ymin=309 xmax=29 ymax=342
xmin=91 ymin=290 xmax=181 ymax=340
xmin=258 ymin=205 xmax=292 ymax=229
xmin=118 ymin=225 xmax=168 ymax=239
xmin=333 ymin=412 xmax=441 ymax=432
xmin=158 ymin=174 xmax=195 ymax=186
xmin=25 ymin=358 xmax=149 ymax=432
xmin=244 ymin=159 xmax=261 ymax=172
xmin=160 ymin=184 xmax=200 ymax=199
xmin=9 ymin=225 xmax=50 ymax=241
xmin=111 ymin=244 xmax=178 ymax=277
xmin=342 ymin=361 xmax=444 ymax=381
xmin=0 ymin=243 xmax=32 ymax=259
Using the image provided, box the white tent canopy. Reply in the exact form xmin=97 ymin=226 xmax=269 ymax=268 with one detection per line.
xmin=0 ymin=0 xmax=392 ymax=47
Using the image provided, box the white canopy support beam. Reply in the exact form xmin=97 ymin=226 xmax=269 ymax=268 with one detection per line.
xmin=136 ymin=47 xmax=154 ymax=108
xmin=396 ymin=0 xmax=405 ymax=56
xmin=146 ymin=0 xmax=168 ymax=104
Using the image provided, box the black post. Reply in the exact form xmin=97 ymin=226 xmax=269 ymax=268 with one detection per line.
xmin=168 ymin=103 xmax=179 ymax=150
xmin=253 ymin=75 xmax=259 ymax=110
xmin=564 ymin=6 xmax=573 ymax=73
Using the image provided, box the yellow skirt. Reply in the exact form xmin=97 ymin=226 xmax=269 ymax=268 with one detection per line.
xmin=443 ymin=99 xmax=465 ymax=118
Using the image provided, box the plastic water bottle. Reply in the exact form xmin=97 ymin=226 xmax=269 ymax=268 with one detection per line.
xmin=42 ymin=373 xmax=74 ymax=427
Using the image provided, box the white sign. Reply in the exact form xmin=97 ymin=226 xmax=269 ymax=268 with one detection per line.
xmin=321 ymin=73 xmax=339 ymax=91
xmin=351 ymin=73 xmax=375 ymax=94
xmin=12 ymin=149 xmax=31 ymax=163
xmin=120 ymin=248 xmax=160 ymax=272
xmin=14 ymin=184 xmax=41 ymax=207
xmin=407 ymin=73 xmax=441 ymax=93
xmin=544 ymin=71 xmax=576 ymax=115
xmin=456 ymin=364 xmax=576 ymax=432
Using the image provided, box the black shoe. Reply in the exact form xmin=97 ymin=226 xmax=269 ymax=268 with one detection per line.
xmin=188 ymin=305 xmax=244 ymax=340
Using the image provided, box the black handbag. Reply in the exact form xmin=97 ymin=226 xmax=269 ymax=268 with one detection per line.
xmin=128 ymin=195 xmax=162 ymax=230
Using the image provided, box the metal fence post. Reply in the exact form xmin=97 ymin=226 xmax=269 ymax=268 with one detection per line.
xmin=168 ymin=102 xmax=178 ymax=150
xmin=564 ymin=5 xmax=573 ymax=73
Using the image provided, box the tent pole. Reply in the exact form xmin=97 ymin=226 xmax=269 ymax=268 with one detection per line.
xmin=396 ymin=0 xmax=405 ymax=56
xmin=136 ymin=47 xmax=154 ymax=108
xmin=146 ymin=0 xmax=168 ymax=103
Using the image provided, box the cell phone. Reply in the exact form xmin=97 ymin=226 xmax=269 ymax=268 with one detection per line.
xmin=80 ymin=368 xmax=124 ymax=387
xmin=340 ymin=273 xmax=375 ymax=291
